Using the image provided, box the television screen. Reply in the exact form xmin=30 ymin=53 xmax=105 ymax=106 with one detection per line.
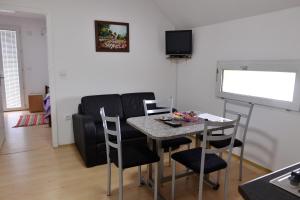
xmin=166 ymin=30 xmax=192 ymax=55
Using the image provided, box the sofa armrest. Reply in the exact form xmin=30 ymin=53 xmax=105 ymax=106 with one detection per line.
xmin=72 ymin=114 xmax=96 ymax=144
xmin=72 ymin=114 xmax=97 ymax=163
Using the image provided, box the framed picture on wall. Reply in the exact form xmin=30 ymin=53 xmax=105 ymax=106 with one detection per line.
xmin=95 ymin=20 xmax=129 ymax=52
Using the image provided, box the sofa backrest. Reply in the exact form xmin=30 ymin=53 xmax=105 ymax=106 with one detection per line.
xmin=121 ymin=92 xmax=155 ymax=119
xmin=81 ymin=94 xmax=124 ymax=122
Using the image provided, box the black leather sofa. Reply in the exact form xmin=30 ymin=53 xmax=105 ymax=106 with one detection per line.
xmin=72 ymin=92 xmax=156 ymax=167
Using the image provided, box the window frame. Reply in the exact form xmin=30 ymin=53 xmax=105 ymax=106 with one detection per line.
xmin=216 ymin=60 xmax=300 ymax=111
xmin=0 ymin=25 xmax=26 ymax=111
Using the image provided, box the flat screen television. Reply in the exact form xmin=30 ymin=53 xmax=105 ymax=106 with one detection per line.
xmin=165 ymin=30 xmax=192 ymax=56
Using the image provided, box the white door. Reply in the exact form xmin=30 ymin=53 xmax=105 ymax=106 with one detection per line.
xmin=0 ymin=67 xmax=5 ymax=148
xmin=0 ymin=27 xmax=25 ymax=111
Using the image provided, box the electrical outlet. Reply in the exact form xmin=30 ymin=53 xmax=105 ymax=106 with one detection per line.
xmin=65 ymin=115 xmax=72 ymax=120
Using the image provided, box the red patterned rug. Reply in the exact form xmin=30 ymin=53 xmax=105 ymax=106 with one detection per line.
xmin=14 ymin=113 xmax=49 ymax=128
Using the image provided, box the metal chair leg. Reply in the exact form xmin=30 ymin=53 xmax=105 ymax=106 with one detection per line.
xmin=239 ymin=146 xmax=245 ymax=181
xmin=138 ymin=166 xmax=142 ymax=186
xmin=224 ymin=168 xmax=229 ymax=200
xmin=118 ymin=168 xmax=123 ymax=200
xmin=216 ymin=152 xmax=223 ymax=184
xmin=154 ymin=162 xmax=159 ymax=200
xmin=107 ymin=160 xmax=111 ymax=196
xmin=186 ymin=143 xmax=191 ymax=176
xmin=171 ymin=159 xmax=176 ymax=200
xmin=185 ymin=144 xmax=191 ymax=177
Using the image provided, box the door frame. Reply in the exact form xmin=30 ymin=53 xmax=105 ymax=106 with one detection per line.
xmin=0 ymin=4 xmax=59 ymax=147
xmin=0 ymin=25 xmax=26 ymax=111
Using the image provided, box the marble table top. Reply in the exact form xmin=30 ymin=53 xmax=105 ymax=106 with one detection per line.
xmin=127 ymin=112 xmax=231 ymax=140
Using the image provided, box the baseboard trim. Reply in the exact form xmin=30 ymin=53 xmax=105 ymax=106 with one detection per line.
xmin=59 ymin=137 xmax=273 ymax=173
xmin=231 ymin=153 xmax=272 ymax=173
xmin=57 ymin=144 xmax=74 ymax=148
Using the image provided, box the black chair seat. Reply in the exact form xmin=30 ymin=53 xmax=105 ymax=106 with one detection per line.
xmin=171 ymin=147 xmax=227 ymax=174
xmin=209 ymin=134 xmax=243 ymax=149
xmin=162 ymin=137 xmax=192 ymax=150
xmin=110 ymin=144 xmax=159 ymax=169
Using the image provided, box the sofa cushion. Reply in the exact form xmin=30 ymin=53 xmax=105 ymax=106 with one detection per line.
xmin=121 ymin=92 xmax=156 ymax=119
xmin=95 ymin=121 xmax=145 ymax=143
xmin=81 ymin=94 xmax=123 ymax=123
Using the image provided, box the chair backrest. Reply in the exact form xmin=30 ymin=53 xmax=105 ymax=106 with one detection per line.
xmin=198 ymin=115 xmax=240 ymax=200
xmin=100 ymin=107 xmax=122 ymax=167
xmin=201 ymin=115 xmax=241 ymax=163
xmin=223 ymin=99 xmax=254 ymax=143
xmin=143 ymin=97 xmax=173 ymax=116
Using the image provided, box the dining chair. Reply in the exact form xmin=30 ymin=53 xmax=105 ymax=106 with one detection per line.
xmin=100 ymin=107 xmax=160 ymax=200
xmin=171 ymin=115 xmax=241 ymax=200
xmin=143 ymin=98 xmax=192 ymax=165
xmin=209 ymin=99 xmax=254 ymax=181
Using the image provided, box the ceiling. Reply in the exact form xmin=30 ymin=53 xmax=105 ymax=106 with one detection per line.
xmin=153 ymin=0 xmax=300 ymax=29
xmin=1 ymin=1 xmax=300 ymax=28
xmin=0 ymin=10 xmax=45 ymax=20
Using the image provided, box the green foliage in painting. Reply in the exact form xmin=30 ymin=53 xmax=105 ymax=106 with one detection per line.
xmin=99 ymin=24 xmax=110 ymax=37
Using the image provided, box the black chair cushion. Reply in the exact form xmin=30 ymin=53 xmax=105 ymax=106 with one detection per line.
xmin=110 ymin=143 xmax=160 ymax=169
xmin=171 ymin=147 xmax=227 ymax=174
xmin=208 ymin=134 xmax=243 ymax=149
xmin=95 ymin=121 xmax=145 ymax=143
xmin=162 ymin=137 xmax=192 ymax=149
xmin=121 ymin=92 xmax=156 ymax=119
xmin=81 ymin=94 xmax=124 ymax=123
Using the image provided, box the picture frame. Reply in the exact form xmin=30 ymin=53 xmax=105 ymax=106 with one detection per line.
xmin=94 ymin=20 xmax=129 ymax=52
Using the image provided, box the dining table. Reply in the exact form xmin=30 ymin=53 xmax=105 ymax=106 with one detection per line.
xmin=127 ymin=111 xmax=233 ymax=200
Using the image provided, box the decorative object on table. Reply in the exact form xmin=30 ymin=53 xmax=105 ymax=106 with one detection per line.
xmin=157 ymin=111 xmax=203 ymax=127
xmin=14 ymin=113 xmax=48 ymax=128
xmin=95 ymin=20 xmax=129 ymax=52
xmin=28 ymin=94 xmax=44 ymax=113
xmin=172 ymin=111 xmax=199 ymax=122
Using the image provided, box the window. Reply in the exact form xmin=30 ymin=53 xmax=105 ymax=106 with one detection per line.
xmin=216 ymin=60 xmax=300 ymax=111
xmin=0 ymin=29 xmax=22 ymax=109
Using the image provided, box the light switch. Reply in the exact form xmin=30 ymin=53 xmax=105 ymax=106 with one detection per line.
xmin=59 ymin=71 xmax=67 ymax=79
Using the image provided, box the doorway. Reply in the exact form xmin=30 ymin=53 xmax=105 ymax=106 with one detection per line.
xmin=0 ymin=27 xmax=25 ymax=111
xmin=0 ymin=11 xmax=53 ymax=152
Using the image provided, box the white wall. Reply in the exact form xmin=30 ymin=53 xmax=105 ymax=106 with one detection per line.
xmin=177 ymin=7 xmax=300 ymax=170
xmin=0 ymin=0 xmax=175 ymax=145
xmin=0 ymin=15 xmax=48 ymax=108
